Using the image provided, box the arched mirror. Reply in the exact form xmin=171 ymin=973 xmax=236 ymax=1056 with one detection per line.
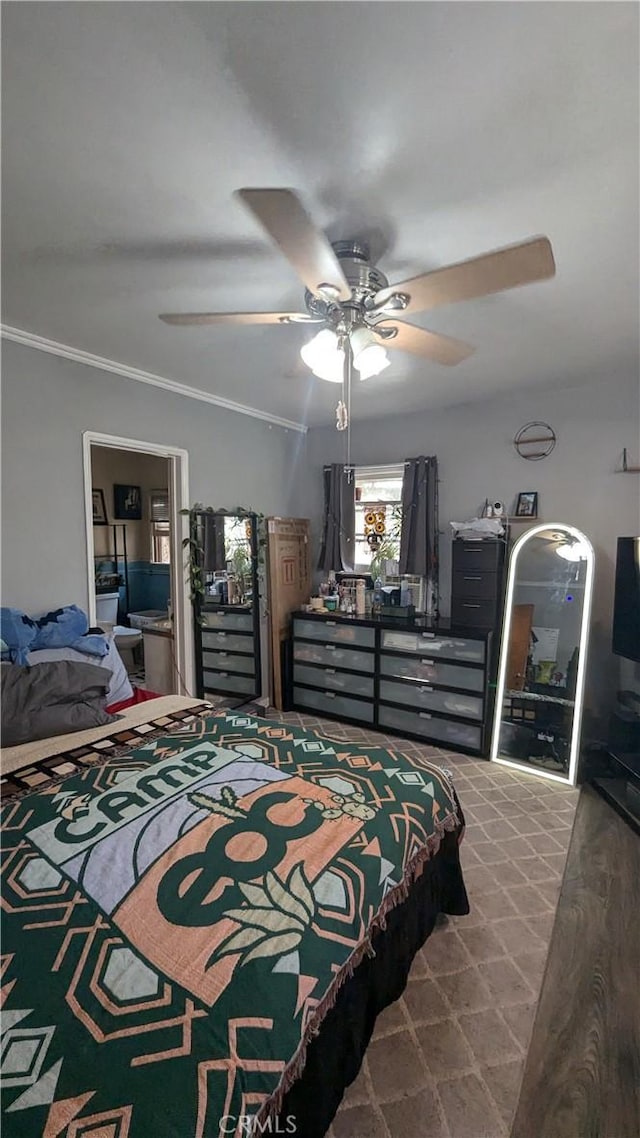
xmin=491 ymin=523 xmax=595 ymax=785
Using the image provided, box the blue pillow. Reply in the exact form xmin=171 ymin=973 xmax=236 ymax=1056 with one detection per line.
xmin=0 ymin=608 xmax=37 ymax=664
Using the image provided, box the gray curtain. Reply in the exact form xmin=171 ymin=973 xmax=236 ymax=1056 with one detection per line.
xmin=399 ymin=456 xmax=438 ymax=578
xmin=317 ymin=465 xmax=355 ymax=572
xmin=202 ymin=514 xmax=226 ymax=572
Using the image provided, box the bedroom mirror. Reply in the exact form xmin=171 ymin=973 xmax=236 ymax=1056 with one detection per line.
xmin=194 ymin=510 xmax=258 ymax=608
xmin=491 ymin=523 xmax=594 ymax=785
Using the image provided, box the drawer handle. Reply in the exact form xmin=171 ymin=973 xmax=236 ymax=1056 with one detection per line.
xmin=419 ymin=685 xmax=433 ymax=693
xmin=218 ymin=630 xmax=227 ymax=637
xmin=219 ymin=652 xmax=228 ymax=658
xmin=463 ymin=603 xmax=481 ymax=609
xmin=325 ymin=621 xmax=336 ymax=627
xmin=419 ymin=712 xmax=432 ymax=720
xmin=325 ymin=644 xmax=336 ymax=651
xmin=421 ymin=632 xmax=435 ymax=639
xmin=218 ymin=672 xmax=228 ymax=678
xmin=421 ymin=658 xmax=435 ymax=666
xmin=324 ymin=691 xmax=336 ymax=699
xmin=325 ymin=668 xmax=336 ymax=675
xmin=463 ymin=575 xmax=482 ymax=581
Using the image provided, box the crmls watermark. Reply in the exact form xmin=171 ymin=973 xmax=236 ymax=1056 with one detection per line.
xmin=219 ymin=1116 xmax=297 ymax=1135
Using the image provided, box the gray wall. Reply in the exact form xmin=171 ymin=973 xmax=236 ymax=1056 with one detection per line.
xmin=1 ymin=339 xmax=303 ymax=613
xmin=294 ymin=371 xmax=640 ymax=723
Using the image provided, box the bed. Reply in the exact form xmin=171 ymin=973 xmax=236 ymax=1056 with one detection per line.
xmin=1 ymin=702 xmax=468 ymax=1138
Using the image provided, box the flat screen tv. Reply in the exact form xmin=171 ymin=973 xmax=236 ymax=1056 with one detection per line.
xmin=612 ymin=537 xmax=640 ymax=663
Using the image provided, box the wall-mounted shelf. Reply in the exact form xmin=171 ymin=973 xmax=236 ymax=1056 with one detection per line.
xmin=615 ymin=448 xmax=640 ymax=472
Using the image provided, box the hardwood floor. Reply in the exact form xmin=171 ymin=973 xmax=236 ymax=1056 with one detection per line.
xmin=512 ymin=786 xmax=640 ymax=1138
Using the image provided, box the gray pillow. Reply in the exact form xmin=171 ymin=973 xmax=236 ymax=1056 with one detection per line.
xmin=27 ymin=635 xmax=133 ymax=706
xmin=1 ymin=660 xmax=116 ymax=747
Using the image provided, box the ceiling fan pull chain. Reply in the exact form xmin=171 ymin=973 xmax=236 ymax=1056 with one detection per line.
xmin=346 ymin=337 xmax=353 ymax=467
xmin=335 ymin=400 xmax=348 ymax=431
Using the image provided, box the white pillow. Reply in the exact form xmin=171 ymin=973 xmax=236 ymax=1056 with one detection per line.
xmin=27 ymin=636 xmax=134 ymax=706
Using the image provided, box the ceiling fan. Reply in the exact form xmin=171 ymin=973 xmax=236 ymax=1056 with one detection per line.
xmin=159 ymin=188 xmax=555 ymax=383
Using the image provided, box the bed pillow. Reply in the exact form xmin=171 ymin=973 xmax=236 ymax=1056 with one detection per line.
xmin=27 ymin=635 xmax=133 ymax=706
xmin=1 ymin=660 xmax=115 ymax=747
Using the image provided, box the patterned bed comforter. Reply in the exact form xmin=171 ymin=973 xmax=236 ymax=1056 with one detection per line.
xmin=1 ymin=710 xmax=463 ymax=1137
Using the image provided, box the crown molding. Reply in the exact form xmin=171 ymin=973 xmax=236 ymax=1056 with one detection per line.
xmin=1 ymin=324 xmax=308 ymax=434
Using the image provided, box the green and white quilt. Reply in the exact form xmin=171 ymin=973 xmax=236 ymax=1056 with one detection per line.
xmin=1 ymin=711 xmax=461 ymax=1137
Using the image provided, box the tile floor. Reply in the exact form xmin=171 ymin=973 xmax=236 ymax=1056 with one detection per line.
xmin=270 ymin=711 xmax=579 ymax=1138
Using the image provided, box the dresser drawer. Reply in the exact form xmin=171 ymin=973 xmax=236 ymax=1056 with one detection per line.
xmin=451 ymin=597 xmax=498 ymax=630
xmin=201 ymin=610 xmax=253 ymax=632
xmin=452 ymin=540 xmax=504 ymax=572
xmin=452 ymin=570 xmax=499 ymax=600
xmin=293 ymin=686 xmax=374 ymax=724
xmin=202 ymin=650 xmax=255 ymax=675
xmin=381 ymin=629 xmax=485 ymax=664
xmin=294 ymin=664 xmax=374 ymax=699
xmin=202 ymin=630 xmax=254 ymax=654
xmin=379 ymin=679 xmax=483 ymax=721
xmin=378 ymin=704 xmax=482 ymax=751
xmin=380 ymin=653 xmax=484 ymax=693
xmin=293 ymin=641 xmax=375 ymax=673
xmin=294 ymin=618 xmax=375 ymax=649
xmin=203 ymin=669 xmax=255 ymax=695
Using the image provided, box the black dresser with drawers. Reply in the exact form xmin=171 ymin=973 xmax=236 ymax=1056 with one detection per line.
xmin=450 ymin=537 xmax=506 ymax=630
xmin=195 ymin=605 xmax=261 ymax=702
xmin=290 ymin=613 xmax=494 ymax=756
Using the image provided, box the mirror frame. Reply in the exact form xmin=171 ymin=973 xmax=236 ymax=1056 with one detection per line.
xmin=490 ymin=522 xmax=595 ymax=785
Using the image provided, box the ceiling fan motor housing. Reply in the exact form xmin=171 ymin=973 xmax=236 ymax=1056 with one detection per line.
xmin=305 ymin=240 xmax=390 ymax=323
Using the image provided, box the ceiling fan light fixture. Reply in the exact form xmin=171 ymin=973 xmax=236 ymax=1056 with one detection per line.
xmin=300 ymin=328 xmax=344 ymax=383
xmin=557 ymin=539 xmax=590 ymax=562
xmin=356 ymin=342 xmax=390 ymax=380
xmin=350 ymin=326 xmax=390 ymax=380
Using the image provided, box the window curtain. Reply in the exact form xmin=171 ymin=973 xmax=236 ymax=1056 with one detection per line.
xmin=202 ymin=514 xmax=226 ymax=572
xmin=317 ymin=464 xmax=355 ymax=572
xmin=399 ymin=457 xmax=439 ymax=600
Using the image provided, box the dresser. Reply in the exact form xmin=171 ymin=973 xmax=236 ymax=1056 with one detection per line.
xmin=450 ymin=537 xmax=506 ymax=630
xmin=195 ymin=605 xmax=261 ymax=701
xmin=291 ymin=613 xmax=493 ymax=756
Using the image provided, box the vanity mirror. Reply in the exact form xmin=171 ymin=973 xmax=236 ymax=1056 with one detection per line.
xmin=491 ymin=523 xmax=594 ymax=784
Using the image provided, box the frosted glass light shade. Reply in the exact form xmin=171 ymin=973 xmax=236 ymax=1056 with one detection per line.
xmin=300 ymin=330 xmax=344 ymax=383
xmin=350 ymin=326 xmax=390 ymax=379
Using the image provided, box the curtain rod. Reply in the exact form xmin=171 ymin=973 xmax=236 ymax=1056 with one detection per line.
xmin=323 ymin=462 xmax=407 ymax=472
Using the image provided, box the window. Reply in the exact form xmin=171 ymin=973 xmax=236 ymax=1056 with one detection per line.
xmin=150 ymin=490 xmax=171 ymax=564
xmin=354 ymin=465 xmax=404 ymax=574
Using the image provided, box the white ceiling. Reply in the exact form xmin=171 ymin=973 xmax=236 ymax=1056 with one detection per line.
xmin=2 ymin=2 xmax=638 ymax=428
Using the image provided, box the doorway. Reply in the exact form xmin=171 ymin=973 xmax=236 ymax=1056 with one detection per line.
xmin=83 ymin=432 xmax=194 ymax=696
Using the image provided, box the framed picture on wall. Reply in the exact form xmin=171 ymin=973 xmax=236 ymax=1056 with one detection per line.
xmin=515 ymin=491 xmax=538 ymax=518
xmin=92 ymin=488 xmax=108 ymax=526
xmin=113 ymin=484 xmax=142 ymax=520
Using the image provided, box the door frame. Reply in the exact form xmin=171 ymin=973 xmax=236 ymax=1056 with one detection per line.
xmin=82 ymin=431 xmax=194 ymax=696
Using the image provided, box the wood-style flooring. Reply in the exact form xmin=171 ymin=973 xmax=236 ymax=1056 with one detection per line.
xmin=512 ymin=786 xmax=640 ymax=1138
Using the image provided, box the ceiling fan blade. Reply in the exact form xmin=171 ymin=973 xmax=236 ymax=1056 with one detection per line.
xmin=159 ymin=311 xmax=316 ymax=326
xmin=376 ymin=320 xmax=475 ymax=366
xmin=375 ymin=237 xmax=555 ymax=315
xmin=235 ymin=188 xmax=352 ymax=302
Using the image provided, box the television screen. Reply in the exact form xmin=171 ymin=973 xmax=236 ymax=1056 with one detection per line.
xmin=612 ymin=537 xmax=640 ymax=663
